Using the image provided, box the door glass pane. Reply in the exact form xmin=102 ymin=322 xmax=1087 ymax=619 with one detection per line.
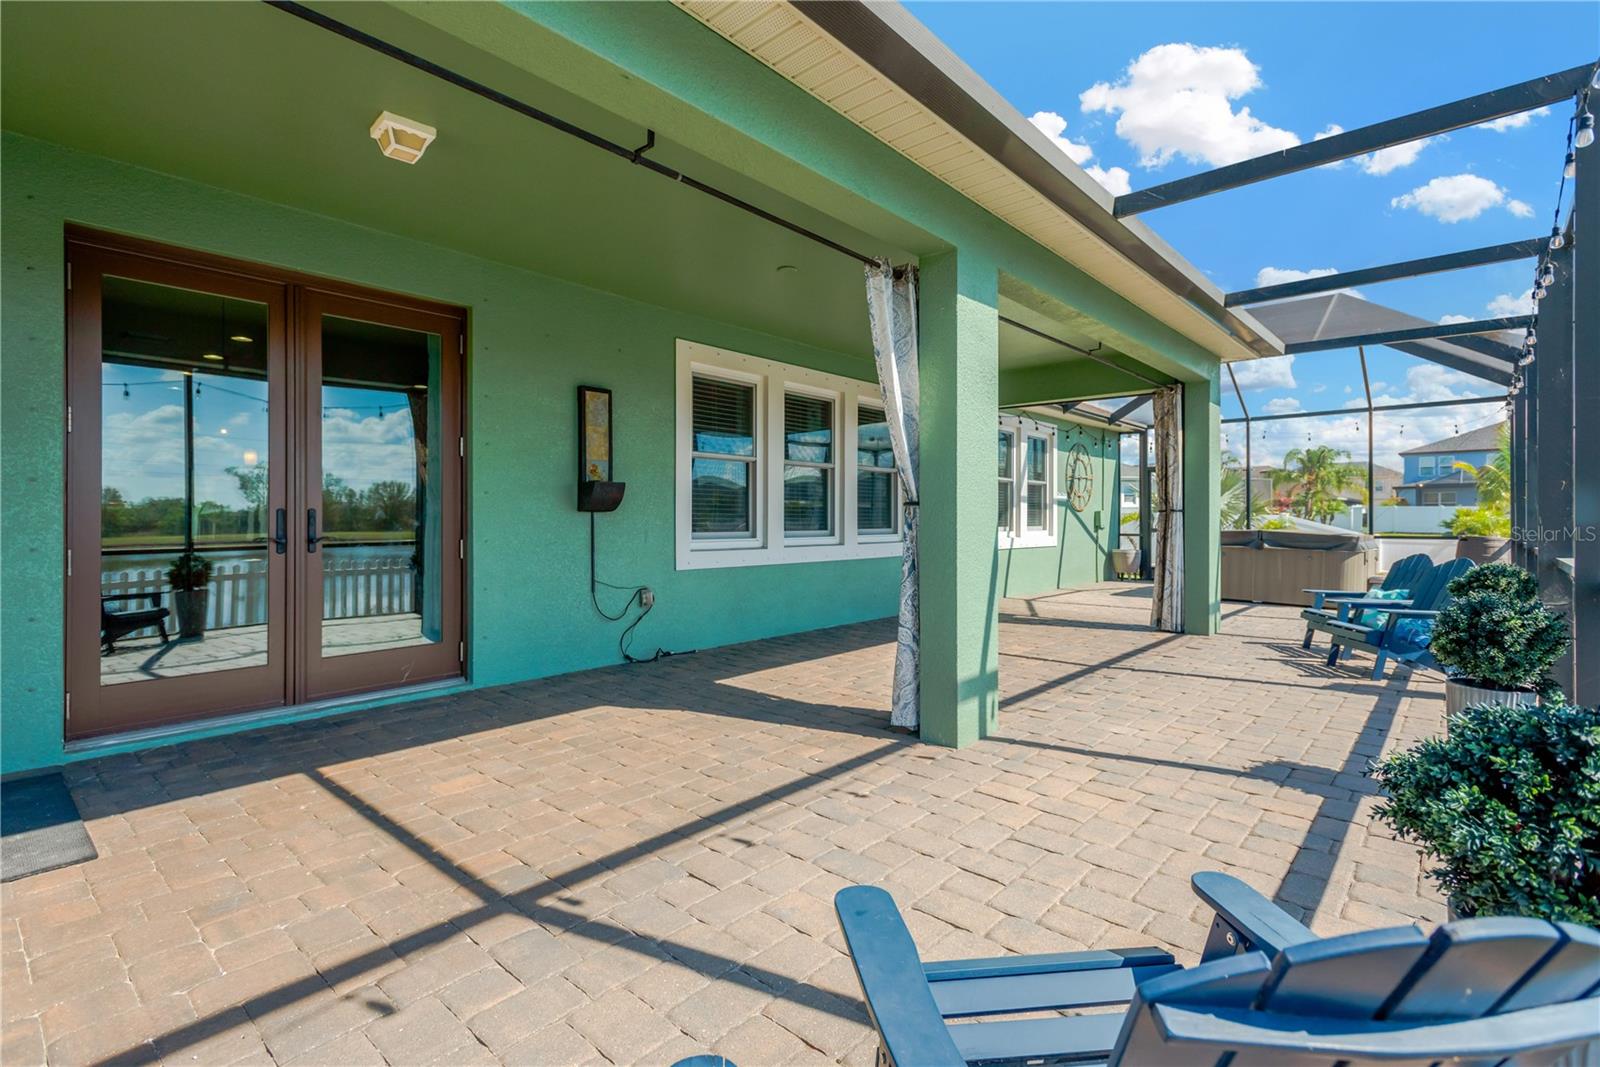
xmin=99 ymin=277 xmax=270 ymax=685
xmin=319 ymin=315 xmax=441 ymax=657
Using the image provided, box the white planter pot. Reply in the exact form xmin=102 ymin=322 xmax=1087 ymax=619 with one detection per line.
xmin=1112 ymin=548 xmax=1140 ymax=577
xmin=1444 ymin=678 xmax=1537 ymax=721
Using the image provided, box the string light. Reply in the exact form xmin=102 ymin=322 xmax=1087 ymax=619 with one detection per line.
xmin=1577 ymin=112 xmax=1596 ymax=149
xmin=1565 ymin=152 xmax=1578 ymax=179
xmin=1549 ymin=226 xmax=1565 ymax=251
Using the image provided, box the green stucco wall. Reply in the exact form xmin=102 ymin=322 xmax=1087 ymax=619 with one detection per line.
xmin=996 ymin=417 xmax=1120 ymax=599
xmin=2 ymin=134 xmax=911 ymax=775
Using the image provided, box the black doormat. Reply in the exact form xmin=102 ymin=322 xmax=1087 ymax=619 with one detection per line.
xmin=1 ymin=773 xmax=97 ymax=882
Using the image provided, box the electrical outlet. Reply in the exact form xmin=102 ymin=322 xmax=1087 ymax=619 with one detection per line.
xmin=640 ymin=587 xmax=655 ymax=609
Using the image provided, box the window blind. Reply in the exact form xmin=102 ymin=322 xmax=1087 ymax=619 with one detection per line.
xmin=693 ymin=377 xmax=755 ymax=457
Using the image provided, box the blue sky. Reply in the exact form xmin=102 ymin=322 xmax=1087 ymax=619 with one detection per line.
xmin=101 ymin=363 xmax=417 ymax=507
xmin=907 ymin=1 xmax=1592 ymax=470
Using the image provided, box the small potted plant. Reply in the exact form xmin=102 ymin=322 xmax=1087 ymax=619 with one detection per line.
xmin=1428 ymin=563 xmax=1567 ymax=719
xmin=1371 ymin=701 xmax=1599 ymax=923
xmin=167 ymin=550 xmax=214 ymax=638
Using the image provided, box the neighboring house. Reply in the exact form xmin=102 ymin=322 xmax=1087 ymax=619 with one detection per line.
xmin=1396 ymin=422 xmax=1504 ymax=506
xmin=1335 ymin=464 xmax=1401 ymax=506
xmin=1 ymin=2 xmax=1268 ymax=776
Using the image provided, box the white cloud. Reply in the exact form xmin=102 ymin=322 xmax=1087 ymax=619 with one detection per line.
xmin=1255 ymin=266 xmax=1335 ymax=287
xmin=1478 ymin=106 xmax=1550 ymax=133
xmin=1028 ymin=110 xmax=1131 ymax=195
xmin=1027 ymin=110 xmax=1094 ymax=165
xmin=1079 ymin=43 xmax=1299 ymax=168
xmin=1263 ymin=397 xmax=1303 ymax=414
xmin=1251 ymin=266 xmax=1363 ymax=300
xmin=1355 ymin=138 xmax=1430 ymax=175
xmin=1084 ymin=164 xmax=1132 ymax=196
xmin=1506 ymin=198 xmax=1534 ymax=218
xmin=1229 ymin=354 xmax=1296 ymax=391
xmin=1311 ymin=383 xmax=1327 ymax=394
xmin=1487 ymin=289 xmax=1535 ymax=317
xmin=1390 ymin=173 xmax=1527 ymax=223
xmin=1439 ymin=313 xmax=1474 ymax=324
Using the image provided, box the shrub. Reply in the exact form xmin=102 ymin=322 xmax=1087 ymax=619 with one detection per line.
xmin=1444 ymin=505 xmax=1510 ymax=537
xmin=1371 ymin=702 xmax=1600 ymax=924
xmin=1447 ymin=561 xmax=1537 ymax=602
xmin=166 ymin=551 xmax=214 ymax=592
xmin=1259 ymin=514 xmax=1294 ymax=530
xmin=1429 ymin=563 xmax=1567 ymax=691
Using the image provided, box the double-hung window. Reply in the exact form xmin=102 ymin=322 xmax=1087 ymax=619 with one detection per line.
xmin=997 ymin=429 xmax=1015 ymax=534
xmin=857 ymin=404 xmax=898 ymax=536
xmin=690 ymin=375 xmax=759 ymax=541
xmin=783 ymin=392 xmax=834 ymax=537
xmin=677 ymin=339 xmax=903 ymax=569
xmin=996 ymin=415 xmax=1057 ymax=548
xmin=1024 ymin=435 xmax=1050 ymax=531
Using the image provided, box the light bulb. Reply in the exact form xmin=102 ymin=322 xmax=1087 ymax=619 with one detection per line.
xmin=1535 ymin=286 xmax=1547 ymax=301
xmin=1527 ymin=329 xmax=1538 ymax=345
xmin=1566 ymin=152 xmax=1578 ymax=178
xmin=1550 ymin=228 xmax=1566 ymax=251
xmin=1541 ymin=268 xmax=1555 ymax=287
xmin=1578 ymin=113 xmax=1596 ymax=149
xmin=1519 ymin=350 xmax=1535 ymax=367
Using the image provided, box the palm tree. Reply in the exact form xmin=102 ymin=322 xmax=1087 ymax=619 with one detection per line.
xmin=1271 ymin=445 xmax=1366 ymax=524
xmin=1219 ymin=451 xmax=1269 ymax=529
xmin=1452 ymin=424 xmax=1510 ymax=512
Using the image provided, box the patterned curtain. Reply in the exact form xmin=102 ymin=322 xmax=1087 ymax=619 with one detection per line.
xmin=865 ymin=262 xmax=921 ymax=730
xmin=1150 ymin=385 xmax=1185 ymax=632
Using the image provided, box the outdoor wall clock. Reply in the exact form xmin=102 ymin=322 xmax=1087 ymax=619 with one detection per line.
xmin=1065 ymin=442 xmax=1095 ymax=511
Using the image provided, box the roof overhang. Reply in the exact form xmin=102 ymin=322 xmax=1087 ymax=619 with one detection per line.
xmin=676 ymin=0 xmax=1282 ymax=364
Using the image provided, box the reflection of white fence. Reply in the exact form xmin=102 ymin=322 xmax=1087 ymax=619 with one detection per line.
xmin=321 ymin=557 xmax=414 ymax=620
xmin=101 ymin=556 xmax=415 ymax=635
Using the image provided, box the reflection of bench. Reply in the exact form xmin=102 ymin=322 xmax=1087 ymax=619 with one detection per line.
xmin=101 ymin=593 xmax=169 ymax=653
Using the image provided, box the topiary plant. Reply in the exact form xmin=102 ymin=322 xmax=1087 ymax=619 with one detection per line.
xmin=1428 ymin=563 xmax=1567 ymax=693
xmin=1446 ymin=561 xmax=1537 ymax=602
xmin=1370 ymin=702 xmax=1600 ymax=924
xmin=166 ymin=550 xmax=214 ymax=592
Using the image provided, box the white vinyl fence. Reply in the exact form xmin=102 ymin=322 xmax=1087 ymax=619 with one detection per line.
xmin=101 ymin=555 xmax=416 ymax=637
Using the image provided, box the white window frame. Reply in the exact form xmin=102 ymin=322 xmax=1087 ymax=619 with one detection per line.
xmin=1417 ymin=456 xmax=1437 ymax=477
xmin=687 ymin=368 xmax=763 ymax=549
xmin=676 ymin=339 xmax=902 ymax=570
xmin=781 ymin=383 xmax=840 ymax=542
xmin=855 ymin=399 xmax=900 ymax=541
xmin=997 ymin=414 xmax=1057 ymax=550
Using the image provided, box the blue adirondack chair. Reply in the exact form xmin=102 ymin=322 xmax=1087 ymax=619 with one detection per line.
xmin=835 ymin=873 xmax=1599 ymax=1067
xmin=1307 ymin=557 xmax=1474 ymax=679
xmin=1299 ymin=552 xmax=1434 ymax=650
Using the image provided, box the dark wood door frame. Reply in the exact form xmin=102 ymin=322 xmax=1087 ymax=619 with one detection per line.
xmin=64 ymin=230 xmax=467 ymax=741
xmin=297 ymin=288 xmax=465 ymax=703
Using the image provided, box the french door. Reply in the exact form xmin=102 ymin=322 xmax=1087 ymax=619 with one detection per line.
xmin=65 ymin=235 xmax=464 ymax=739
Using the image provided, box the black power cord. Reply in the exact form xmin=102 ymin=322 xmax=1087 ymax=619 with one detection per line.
xmin=588 ymin=513 xmax=692 ymax=664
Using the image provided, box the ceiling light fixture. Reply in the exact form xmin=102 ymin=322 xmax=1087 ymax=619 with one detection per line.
xmin=370 ymin=111 xmax=437 ymax=164
xmin=229 ymin=334 xmax=254 ymax=343
xmin=201 ymin=353 xmax=224 ymax=361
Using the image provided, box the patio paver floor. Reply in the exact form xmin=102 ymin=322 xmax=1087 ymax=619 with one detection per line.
xmin=1 ymin=584 xmax=1447 ymax=1066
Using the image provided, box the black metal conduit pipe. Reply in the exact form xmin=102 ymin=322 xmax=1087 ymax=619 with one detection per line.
xmin=997 ymin=315 xmax=1168 ymax=388
xmin=266 ymin=1 xmax=880 ymax=269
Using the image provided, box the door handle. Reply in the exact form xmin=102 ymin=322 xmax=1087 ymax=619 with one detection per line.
xmin=273 ymin=508 xmax=288 ymax=555
xmin=306 ymin=508 xmax=324 ymax=552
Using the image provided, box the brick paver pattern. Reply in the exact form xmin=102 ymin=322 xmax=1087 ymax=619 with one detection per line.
xmin=1 ymin=585 xmax=1448 ymax=1066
